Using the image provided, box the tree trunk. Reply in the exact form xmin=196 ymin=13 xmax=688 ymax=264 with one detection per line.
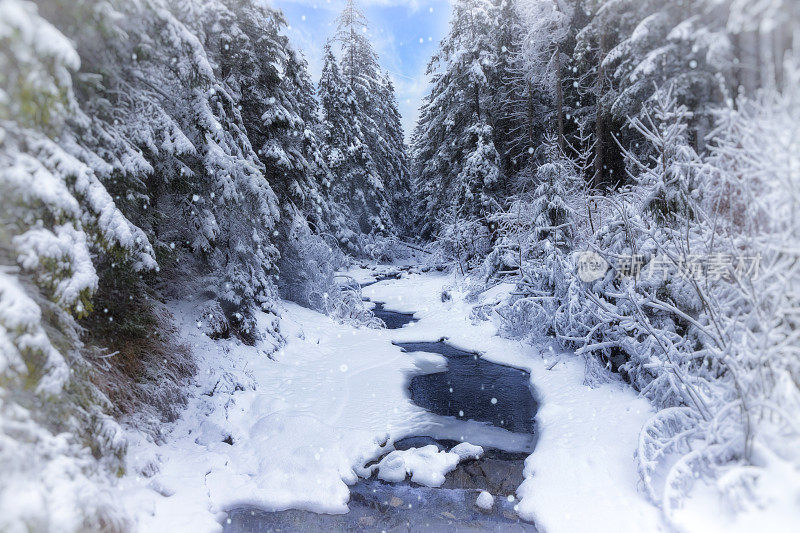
xmin=350 ymin=27 xmax=355 ymax=87
xmin=593 ymin=34 xmax=606 ymax=190
xmin=527 ymin=82 xmax=535 ymax=164
xmin=731 ymin=31 xmax=742 ymax=108
xmin=474 ymin=82 xmax=481 ymax=122
xmin=555 ymin=51 xmax=564 ymax=151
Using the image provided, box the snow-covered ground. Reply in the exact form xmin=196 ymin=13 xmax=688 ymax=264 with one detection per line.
xmin=119 ymin=266 xmax=665 ymax=532
xmin=363 ymin=269 xmax=663 ymax=533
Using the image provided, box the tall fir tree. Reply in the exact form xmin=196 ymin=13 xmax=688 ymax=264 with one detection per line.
xmin=318 ymin=43 xmax=391 ymax=239
xmin=412 ymin=0 xmax=504 ymax=238
xmin=331 ymin=0 xmax=409 ymax=235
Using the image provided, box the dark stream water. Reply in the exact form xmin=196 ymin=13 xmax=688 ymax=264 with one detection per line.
xmin=223 ymin=276 xmax=538 ymax=532
xmin=225 ymin=478 xmax=533 ymax=532
xmin=395 ymin=341 xmax=537 ymax=434
xmin=371 ymin=302 xmax=418 ymax=329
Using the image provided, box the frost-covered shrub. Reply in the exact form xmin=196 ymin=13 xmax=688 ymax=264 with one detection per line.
xmin=198 ymin=300 xmax=230 ymax=340
xmin=324 ymin=281 xmax=384 ymax=329
xmin=359 ymin=233 xmax=415 ymax=263
xmin=278 ymin=212 xmax=346 ymax=310
xmin=483 ymin=84 xmax=800 ymax=522
xmin=429 ymin=210 xmax=492 ymax=274
xmin=486 ymin=151 xmax=588 ymax=342
xmin=277 ymin=212 xmax=381 ymax=328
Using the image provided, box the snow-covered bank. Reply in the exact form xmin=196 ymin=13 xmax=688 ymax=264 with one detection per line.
xmin=364 ymin=268 xmax=800 ymax=533
xmin=116 ymin=266 xmax=668 ymax=531
xmin=364 ymin=269 xmax=663 ymax=533
xmin=116 ymin=265 xmax=800 ymax=532
xmin=118 ymin=299 xmax=433 ymax=530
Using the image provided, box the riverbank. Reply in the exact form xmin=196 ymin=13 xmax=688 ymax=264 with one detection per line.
xmin=116 ymin=265 xmax=662 ymax=532
xmin=361 ymin=267 xmax=662 ymax=532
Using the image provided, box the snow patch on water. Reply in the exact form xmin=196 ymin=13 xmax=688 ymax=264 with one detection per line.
xmin=371 ymin=442 xmax=484 ymax=487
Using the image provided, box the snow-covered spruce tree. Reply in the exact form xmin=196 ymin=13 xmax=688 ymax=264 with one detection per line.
xmin=49 ymin=0 xmax=288 ymax=344
xmin=331 ymin=0 xmax=409 ymax=236
xmin=52 ymin=0 xmax=374 ymax=336
xmin=202 ymin=0 xmax=330 ymax=224
xmin=412 ymin=0 xmax=504 ymax=239
xmin=490 ymin=0 xmax=529 ymax=180
xmin=192 ymin=0 xmax=361 ymax=311
xmin=0 ymin=1 xmax=162 ymax=528
xmin=515 ymin=0 xmax=575 ymax=151
xmin=585 ymin=0 xmax=732 ymax=153
xmin=319 ymin=43 xmax=391 ymax=240
xmin=375 ymin=74 xmax=413 ymax=233
xmin=2 ymin=0 xmax=374 ymax=525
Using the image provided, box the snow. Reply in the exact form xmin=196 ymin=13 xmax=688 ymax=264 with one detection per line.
xmin=118 ymin=295 xmax=434 ymax=530
xmin=669 ymin=447 xmax=800 ymax=533
xmin=0 ymin=271 xmax=69 ymax=395
xmin=476 ymin=490 xmax=495 ymax=510
xmin=357 ymin=268 xmax=664 ymax=533
xmin=515 ymin=347 xmax=662 ymax=532
xmin=103 ymin=255 xmax=800 ymax=532
xmin=13 ymin=223 xmax=97 ymax=309
xmin=371 ymin=442 xmax=483 ymax=487
xmin=374 ymin=445 xmax=460 ymax=487
xmin=450 ymin=442 xmax=484 ymax=461
xmin=117 ymin=267 xmax=665 ymax=532
xmin=0 ymin=0 xmax=80 ymax=73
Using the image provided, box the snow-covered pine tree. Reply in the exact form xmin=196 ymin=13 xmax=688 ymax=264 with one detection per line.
xmin=319 ymin=43 xmax=391 ymax=241
xmin=375 ymin=73 xmax=412 ymax=232
xmin=205 ymin=0 xmax=328 ymax=220
xmin=331 ymin=0 xmax=408 ymax=236
xmin=516 ymin=0 xmax=575 ymax=151
xmin=412 ymin=0 xmax=504 ymax=239
xmin=584 ymin=0 xmax=732 ymax=153
xmin=198 ymin=0 xmax=356 ymax=298
xmin=485 ymin=137 xmax=585 ymax=341
xmin=0 ymin=1 xmax=165 ymax=528
xmin=56 ymin=0 xmax=290 ymax=343
xmin=491 ymin=0 xmax=530 ymax=180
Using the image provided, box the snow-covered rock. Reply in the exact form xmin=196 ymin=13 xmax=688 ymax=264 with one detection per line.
xmin=375 ymin=445 xmax=461 ymax=487
xmin=373 ymin=441 xmax=485 ymax=487
xmin=475 ymin=490 xmax=494 ymax=511
xmin=193 ymin=421 xmax=227 ymax=447
xmin=450 ymin=442 xmax=483 ymax=461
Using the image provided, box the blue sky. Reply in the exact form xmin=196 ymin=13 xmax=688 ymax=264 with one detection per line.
xmin=267 ymin=0 xmax=452 ymax=139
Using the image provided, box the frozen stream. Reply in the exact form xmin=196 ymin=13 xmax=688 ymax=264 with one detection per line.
xmin=223 ymin=284 xmax=538 ymax=532
xmin=371 ymin=301 xmax=418 ymax=329
xmin=396 ymin=340 xmax=537 ymax=434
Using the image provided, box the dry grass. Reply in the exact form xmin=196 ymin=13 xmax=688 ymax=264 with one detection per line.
xmin=80 ymin=261 xmax=195 ymax=438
